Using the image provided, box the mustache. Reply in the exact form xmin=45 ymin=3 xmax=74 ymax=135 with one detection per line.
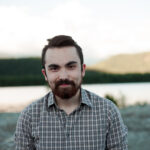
xmin=55 ymin=79 xmax=75 ymax=88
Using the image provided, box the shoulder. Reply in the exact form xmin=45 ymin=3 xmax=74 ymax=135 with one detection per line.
xmin=84 ymin=89 xmax=117 ymax=108
xmin=84 ymin=89 xmax=124 ymax=126
xmin=84 ymin=89 xmax=121 ymax=118
xmin=18 ymin=92 xmax=50 ymax=121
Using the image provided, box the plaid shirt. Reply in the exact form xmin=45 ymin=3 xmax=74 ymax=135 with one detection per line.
xmin=15 ymin=88 xmax=128 ymax=150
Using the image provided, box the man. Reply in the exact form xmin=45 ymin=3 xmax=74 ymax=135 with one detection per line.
xmin=15 ymin=35 xmax=128 ymax=150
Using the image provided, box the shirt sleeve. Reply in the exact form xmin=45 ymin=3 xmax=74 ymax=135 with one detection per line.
xmin=106 ymin=103 xmax=128 ymax=150
xmin=14 ymin=110 xmax=35 ymax=150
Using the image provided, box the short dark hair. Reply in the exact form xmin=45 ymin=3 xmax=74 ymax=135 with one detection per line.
xmin=41 ymin=35 xmax=84 ymax=69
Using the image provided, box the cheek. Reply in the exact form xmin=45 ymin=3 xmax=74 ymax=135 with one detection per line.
xmin=72 ymin=72 xmax=83 ymax=83
xmin=70 ymin=71 xmax=81 ymax=79
xmin=46 ymin=74 xmax=57 ymax=84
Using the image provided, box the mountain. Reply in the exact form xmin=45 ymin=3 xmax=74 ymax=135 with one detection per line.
xmin=0 ymin=52 xmax=13 ymax=58
xmin=87 ymin=51 xmax=150 ymax=74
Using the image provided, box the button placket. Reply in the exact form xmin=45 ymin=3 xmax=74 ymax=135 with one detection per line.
xmin=65 ymin=115 xmax=72 ymax=138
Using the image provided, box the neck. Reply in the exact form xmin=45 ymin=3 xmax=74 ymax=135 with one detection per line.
xmin=54 ymin=89 xmax=81 ymax=115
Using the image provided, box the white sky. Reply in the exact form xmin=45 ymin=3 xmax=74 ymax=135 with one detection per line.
xmin=0 ymin=0 xmax=150 ymax=64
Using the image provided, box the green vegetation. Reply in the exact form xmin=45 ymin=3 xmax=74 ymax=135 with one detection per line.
xmin=83 ymin=70 xmax=150 ymax=84
xmin=0 ymin=58 xmax=45 ymax=86
xmin=0 ymin=58 xmax=150 ymax=86
xmin=0 ymin=113 xmax=19 ymax=150
xmin=104 ymin=93 xmax=126 ymax=108
xmin=104 ymin=94 xmax=119 ymax=107
xmin=120 ymin=104 xmax=150 ymax=150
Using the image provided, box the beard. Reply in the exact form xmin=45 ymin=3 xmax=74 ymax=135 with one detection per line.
xmin=50 ymin=79 xmax=82 ymax=99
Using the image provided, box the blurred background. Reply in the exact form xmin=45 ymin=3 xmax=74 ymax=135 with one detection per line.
xmin=0 ymin=0 xmax=150 ymax=149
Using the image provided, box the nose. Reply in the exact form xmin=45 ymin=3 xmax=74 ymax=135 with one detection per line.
xmin=59 ymin=69 xmax=69 ymax=80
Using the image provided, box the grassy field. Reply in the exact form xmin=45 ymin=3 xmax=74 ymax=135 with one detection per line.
xmin=0 ymin=105 xmax=150 ymax=150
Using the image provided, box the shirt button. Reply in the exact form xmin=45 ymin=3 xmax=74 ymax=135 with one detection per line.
xmin=35 ymin=137 xmax=39 ymax=144
xmin=67 ymin=133 xmax=70 ymax=137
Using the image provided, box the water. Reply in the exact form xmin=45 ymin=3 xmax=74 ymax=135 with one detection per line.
xmin=0 ymin=82 xmax=150 ymax=111
xmin=83 ymin=82 xmax=150 ymax=105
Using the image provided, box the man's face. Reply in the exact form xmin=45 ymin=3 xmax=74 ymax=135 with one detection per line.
xmin=42 ymin=46 xmax=86 ymax=99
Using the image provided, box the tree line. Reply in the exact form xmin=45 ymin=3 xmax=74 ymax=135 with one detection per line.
xmin=0 ymin=58 xmax=150 ymax=86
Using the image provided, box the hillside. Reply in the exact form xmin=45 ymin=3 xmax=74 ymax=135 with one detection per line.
xmin=1 ymin=54 xmax=150 ymax=86
xmin=88 ymin=51 xmax=150 ymax=74
xmin=0 ymin=52 xmax=13 ymax=58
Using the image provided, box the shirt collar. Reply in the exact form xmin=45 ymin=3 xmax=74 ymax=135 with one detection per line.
xmin=80 ymin=88 xmax=93 ymax=107
xmin=47 ymin=88 xmax=93 ymax=108
xmin=47 ymin=92 xmax=54 ymax=107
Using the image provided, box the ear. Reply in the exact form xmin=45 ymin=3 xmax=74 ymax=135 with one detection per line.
xmin=42 ymin=69 xmax=48 ymax=81
xmin=81 ymin=64 xmax=86 ymax=77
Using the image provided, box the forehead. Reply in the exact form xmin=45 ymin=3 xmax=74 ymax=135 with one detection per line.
xmin=45 ymin=46 xmax=80 ymax=65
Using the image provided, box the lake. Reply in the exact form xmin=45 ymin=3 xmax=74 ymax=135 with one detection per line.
xmin=0 ymin=82 xmax=150 ymax=112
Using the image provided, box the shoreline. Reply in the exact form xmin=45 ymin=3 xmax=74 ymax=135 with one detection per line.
xmin=0 ymin=99 xmax=149 ymax=113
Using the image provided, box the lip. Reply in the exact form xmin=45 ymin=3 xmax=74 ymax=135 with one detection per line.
xmin=59 ymin=84 xmax=71 ymax=87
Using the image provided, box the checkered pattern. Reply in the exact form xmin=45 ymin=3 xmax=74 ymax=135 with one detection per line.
xmin=15 ymin=88 xmax=128 ymax=150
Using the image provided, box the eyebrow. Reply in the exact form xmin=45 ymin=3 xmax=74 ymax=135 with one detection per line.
xmin=48 ymin=61 xmax=77 ymax=68
xmin=65 ymin=61 xmax=77 ymax=66
xmin=48 ymin=64 xmax=59 ymax=68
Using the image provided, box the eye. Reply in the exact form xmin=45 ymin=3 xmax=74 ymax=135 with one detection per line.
xmin=49 ymin=66 xmax=59 ymax=72
xmin=68 ymin=65 xmax=76 ymax=69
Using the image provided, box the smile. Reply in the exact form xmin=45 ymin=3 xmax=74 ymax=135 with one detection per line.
xmin=59 ymin=84 xmax=71 ymax=87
